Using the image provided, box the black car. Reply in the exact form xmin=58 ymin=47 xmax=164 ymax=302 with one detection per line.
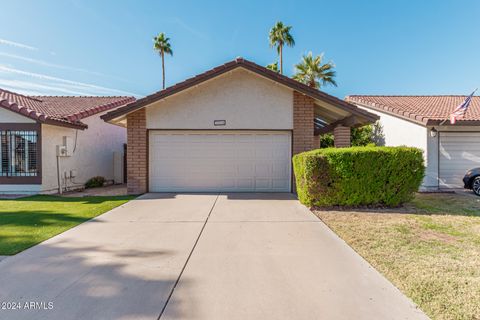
xmin=463 ymin=168 xmax=480 ymax=196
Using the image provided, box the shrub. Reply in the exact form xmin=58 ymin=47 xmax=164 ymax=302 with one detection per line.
xmin=85 ymin=176 xmax=106 ymax=189
xmin=293 ymin=146 xmax=425 ymax=207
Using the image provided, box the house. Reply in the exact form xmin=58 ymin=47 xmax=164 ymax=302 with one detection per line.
xmin=102 ymin=58 xmax=379 ymax=194
xmin=346 ymin=95 xmax=480 ymax=189
xmin=0 ymin=88 xmax=135 ymax=194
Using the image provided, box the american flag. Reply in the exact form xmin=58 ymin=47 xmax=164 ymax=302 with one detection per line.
xmin=449 ymin=89 xmax=476 ymax=124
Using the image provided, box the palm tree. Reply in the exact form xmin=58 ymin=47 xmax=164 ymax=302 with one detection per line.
xmin=293 ymin=52 xmax=337 ymax=89
xmin=153 ymin=32 xmax=173 ymax=89
xmin=266 ymin=62 xmax=279 ymax=73
xmin=268 ymin=22 xmax=295 ymax=74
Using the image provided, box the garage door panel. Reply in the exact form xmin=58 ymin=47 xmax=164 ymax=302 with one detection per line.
xmin=273 ymin=163 xmax=289 ymax=176
xmin=273 ymin=178 xmax=289 ymax=189
xmin=255 ymin=163 xmax=272 ymax=177
xmin=149 ymin=131 xmax=291 ymax=192
xmin=255 ymin=179 xmax=272 ymax=189
xmin=439 ymin=132 xmax=480 ymax=188
xmin=237 ymin=148 xmax=255 ymax=158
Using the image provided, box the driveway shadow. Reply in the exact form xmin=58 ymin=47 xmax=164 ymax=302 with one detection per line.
xmin=138 ymin=192 xmax=297 ymax=201
xmin=0 ymin=241 xmax=190 ymax=320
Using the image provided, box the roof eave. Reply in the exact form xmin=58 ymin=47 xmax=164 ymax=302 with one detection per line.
xmin=102 ymin=58 xmax=379 ymax=123
xmin=346 ymin=98 xmax=428 ymax=126
xmin=43 ymin=118 xmax=87 ymax=130
xmin=426 ymin=119 xmax=480 ymax=126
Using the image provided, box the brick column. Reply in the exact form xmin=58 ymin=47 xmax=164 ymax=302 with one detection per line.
xmin=334 ymin=125 xmax=351 ymax=147
xmin=293 ymin=91 xmax=315 ymax=155
xmin=127 ymin=109 xmax=147 ymax=194
xmin=313 ymin=134 xmax=320 ymax=149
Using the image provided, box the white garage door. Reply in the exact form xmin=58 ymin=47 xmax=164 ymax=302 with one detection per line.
xmin=149 ymin=131 xmax=291 ymax=192
xmin=439 ymin=132 xmax=480 ymax=188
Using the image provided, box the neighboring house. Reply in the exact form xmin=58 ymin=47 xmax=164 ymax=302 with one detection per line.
xmin=346 ymin=95 xmax=480 ymax=189
xmin=0 ymin=88 xmax=135 ymax=194
xmin=102 ymin=58 xmax=378 ymax=194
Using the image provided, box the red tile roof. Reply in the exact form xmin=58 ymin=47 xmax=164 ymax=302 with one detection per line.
xmin=102 ymin=57 xmax=378 ymax=124
xmin=0 ymin=88 xmax=135 ymax=129
xmin=346 ymin=95 xmax=480 ymax=125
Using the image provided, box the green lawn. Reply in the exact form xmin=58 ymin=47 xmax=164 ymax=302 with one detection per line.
xmin=0 ymin=195 xmax=134 ymax=255
xmin=315 ymin=192 xmax=480 ymax=320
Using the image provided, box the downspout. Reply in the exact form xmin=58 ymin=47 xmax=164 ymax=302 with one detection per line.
xmin=437 ymin=131 xmax=440 ymax=189
xmin=56 ymin=155 xmax=62 ymax=194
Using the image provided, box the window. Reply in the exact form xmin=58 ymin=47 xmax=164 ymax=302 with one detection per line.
xmin=0 ymin=130 xmax=39 ymax=177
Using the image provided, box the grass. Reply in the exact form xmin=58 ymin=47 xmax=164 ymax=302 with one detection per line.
xmin=0 ymin=195 xmax=134 ymax=255
xmin=315 ymin=192 xmax=480 ymax=320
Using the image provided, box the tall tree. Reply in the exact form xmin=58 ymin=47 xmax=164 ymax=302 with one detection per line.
xmin=293 ymin=52 xmax=337 ymax=89
xmin=266 ymin=62 xmax=279 ymax=73
xmin=268 ymin=22 xmax=295 ymax=74
xmin=153 ymin=32 xmax=173 ymax=89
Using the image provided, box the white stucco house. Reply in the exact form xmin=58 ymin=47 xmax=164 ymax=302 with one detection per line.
xmin=102 ymin=58 xmax=378 ymax=194
xmin=346 ymin=95 xmax=480 ymax=189
xmin=0 ymin=88 xmax=135 ymax=194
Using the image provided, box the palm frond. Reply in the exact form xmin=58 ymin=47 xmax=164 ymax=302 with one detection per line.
xmin=268 ymin=21 xmax=295 ymax=50
xmin=266 ymin=62 xmax=279 ymax=72
xmin=153 ymin=32 xmax=173 ymax=56
xmin=293 ymin=52 xmax=337 ymax=89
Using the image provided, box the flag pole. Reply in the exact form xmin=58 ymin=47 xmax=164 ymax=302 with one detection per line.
xmin=439 ymin=88 xmax=477 ymax=126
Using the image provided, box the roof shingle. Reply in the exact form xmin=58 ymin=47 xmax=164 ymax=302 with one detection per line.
xmin=0 ymin=88 xmax=135 ymax=129
xmin=346 ymin=95 xmax=480 ymax=125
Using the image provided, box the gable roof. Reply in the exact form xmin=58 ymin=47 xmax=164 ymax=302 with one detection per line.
xmin=346 ymin=95 xmax=480 ymax=126
xmin=101 ymin=57 xmax=378 ymax=123
xmin=0 ymin=88 xmax=135 ymax=129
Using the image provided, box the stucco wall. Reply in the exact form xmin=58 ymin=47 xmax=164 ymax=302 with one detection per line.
xmin=146 ymin=68 xmax=293 ymax=130
xmin=0 ymin=108 xmax=35 ymax=123
xmin=357 ymin=107 xmax=428 ymax=150
xmin=356 ymin=106 xmax=431 ymax=187
xmin=41 ymin=111 xmax=126 ymax=193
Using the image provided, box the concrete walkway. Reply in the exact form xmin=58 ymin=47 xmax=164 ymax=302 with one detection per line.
xmin=0 ymin=193 xmax=428 ymax=320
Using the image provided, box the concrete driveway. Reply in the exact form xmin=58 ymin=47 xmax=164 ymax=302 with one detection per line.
xmin=0 ymin=193 xmax=428 ymax=320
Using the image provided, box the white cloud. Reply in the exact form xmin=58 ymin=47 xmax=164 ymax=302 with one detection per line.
xmin=0 ymin=65 xmax=141 ymax=97
xmin=173 ymin=17 xmax=209 ymax=40
xmin=0 ymin=38 xmax=38 ymax=51
xmin=0 ymin=52 xmax=129 ymax=82
xmin=0 ymin=79 xmax=96 ymax=96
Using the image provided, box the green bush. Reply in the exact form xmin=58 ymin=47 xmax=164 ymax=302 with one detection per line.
xmin=293 ymin=146 xmax=425 ymax=207
xmin=320 ymin=122 xmax=386 ymax=148
xmin=85 ymin=176 xmax=106 ymax=189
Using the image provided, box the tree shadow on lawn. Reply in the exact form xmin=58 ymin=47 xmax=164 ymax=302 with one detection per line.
xmin=0 ymin=196 xmax=135 ymax=255
xmin=0 ymin=210 xmax=100 ymax=226
xmin=0 ymin=210 xmax=107 ymax=255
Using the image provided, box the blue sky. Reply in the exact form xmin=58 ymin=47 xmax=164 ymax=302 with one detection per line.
xmin=0 ymin=0 xmax=478 ymax=99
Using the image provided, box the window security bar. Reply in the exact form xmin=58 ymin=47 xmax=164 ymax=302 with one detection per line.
xmin=0 ymin=130 xmax=38 ymax=177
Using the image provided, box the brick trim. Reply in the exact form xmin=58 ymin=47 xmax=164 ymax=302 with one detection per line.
xmin=313 ymin=134 xmax=320 ymax=149
xmin=293 ymin=91 xmax=315 ymax=155
xmin=126 ymin=109 xmax=147 ymax=194
xmin=334 ymin=125 xmax=351 ymax=147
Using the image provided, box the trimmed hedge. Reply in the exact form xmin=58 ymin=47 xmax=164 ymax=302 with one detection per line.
xmin=293 ymin=146 xmax=425 ymax=207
